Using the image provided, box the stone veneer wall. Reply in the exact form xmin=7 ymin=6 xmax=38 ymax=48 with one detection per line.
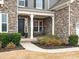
xmin=70 ymin=0 xmax=79 ymax=35
xmin=24 ymin=17 xmax=28 ymax=33
xmin=54 ymin=7 xmax=69 ymax=38
xmin=0 ymin=0 xmax=17 ymax=32
xmin=43 ymin=17 xmax=52 ymax=35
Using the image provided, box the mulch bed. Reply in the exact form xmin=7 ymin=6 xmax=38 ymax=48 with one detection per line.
xmin=32 ymin=42 xmax=79 ymax=49
xmin=0 ymin=45 xmax=25 ymax=52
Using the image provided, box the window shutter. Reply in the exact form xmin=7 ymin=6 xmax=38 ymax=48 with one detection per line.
xmin=25 ymin=0 xmax=28 ymax=7
xmin=43 ymin=0 xmax=45 ymax=9
xmin=34 ymin=0 xmax=36 ymax=8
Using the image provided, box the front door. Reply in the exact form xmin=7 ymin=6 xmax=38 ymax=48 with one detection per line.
xmin=18 ymin=18 xmax=25 ymax=36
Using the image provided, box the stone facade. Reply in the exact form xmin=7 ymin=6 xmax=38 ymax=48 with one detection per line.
xmin=44 ymin=17 xmax=52 ymax=35
xmin=0 ymin=0 xmax=17 ymax=32
xmin=2 ymin=0 xmax=79 ymax=39
xmin=70 ymin=0 xmax=79 ymax=35
xmin=54 ymin=7 xmax=69 ymax=38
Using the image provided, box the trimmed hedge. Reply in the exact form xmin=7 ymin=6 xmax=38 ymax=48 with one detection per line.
xmin=0 ymin=33 xmax=21 ymax=48
xmin=68 ymin=35 xmax=78 ymax=46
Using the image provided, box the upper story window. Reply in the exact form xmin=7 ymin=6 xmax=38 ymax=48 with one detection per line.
xmin=18 ymin=0 xmax=28 ymax=7
xmin=0 ymin=0 xmax=4 ymax=4
xmin=34 ymin=0 xmax=44 ymax=9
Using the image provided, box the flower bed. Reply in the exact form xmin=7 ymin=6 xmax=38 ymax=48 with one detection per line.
xmin=32 ymin=35 xmax=79 ymax=49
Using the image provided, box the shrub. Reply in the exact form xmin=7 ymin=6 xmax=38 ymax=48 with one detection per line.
xmin=0 ymin=41 xmax=2 ymax=48
xmin=37 ymin=35 xmax=65 ymax=46
xmin=6 ymin=42 xmax=16 ymax=49
xmin=10 ymin=33 xmax=21 ymax=46
xmin=0 ymin=33 xmax=10 ymax=47
xmin=68 ymin=35 xmax=78 ymax=46
xmin=0 ymin=33 xmax=21 ymax=48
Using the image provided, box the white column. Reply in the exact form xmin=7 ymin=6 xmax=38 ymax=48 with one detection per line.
xmin=52 ymin=15 xmax=54 ymax=35
xmin=30 ymin=14 xmax=34 ymax=39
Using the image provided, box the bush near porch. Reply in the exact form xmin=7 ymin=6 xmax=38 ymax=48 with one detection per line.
xmin=33 ymin=35 xmax=79 ymax=49
xmin=37 ymin=35 xmax=65 ymax=46
xmin=68 ymin=35 xmax=78 ymax=46
xmin=0 ymin=33 xmax=21 ymax=48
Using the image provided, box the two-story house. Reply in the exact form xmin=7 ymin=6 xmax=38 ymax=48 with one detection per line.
xmin=0 ymin=0 xmax=78 ymax=40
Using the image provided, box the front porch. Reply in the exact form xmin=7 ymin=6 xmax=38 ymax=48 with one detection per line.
xmin=18 ymin=8 xmax=54 ymax=39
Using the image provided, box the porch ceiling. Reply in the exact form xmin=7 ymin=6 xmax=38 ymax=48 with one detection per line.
xmin=18 ymin=8 xmax=54 ymax=17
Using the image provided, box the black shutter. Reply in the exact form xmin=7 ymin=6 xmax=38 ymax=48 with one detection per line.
xmin=34 ymin=0 xmax=36 ymax=8
xmin=43 ymin=0 xmax=45 ymax=9
xmin=25 ymin=0 xmax=28 ymax=7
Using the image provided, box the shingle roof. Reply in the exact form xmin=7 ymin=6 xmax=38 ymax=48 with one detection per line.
xmin=50 ymin=0 xmax=70 ymax=9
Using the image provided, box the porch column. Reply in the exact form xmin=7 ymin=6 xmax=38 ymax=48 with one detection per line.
xmin=52 ymin=15 xmax=54 ymax=35
xmin=30 ymin=14 xmax=34 ymax=39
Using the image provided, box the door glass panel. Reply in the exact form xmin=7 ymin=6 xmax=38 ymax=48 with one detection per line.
xmin=34 ymin=20 xmax=43 ymax=32
xmin=34 ymin=27 xmax=38 ymax=32
xmin=34 ymin=20 xmax=38 ymax=27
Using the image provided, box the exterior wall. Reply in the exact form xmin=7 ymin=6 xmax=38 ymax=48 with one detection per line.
xmin=44 ymin=17 xmax=52 ymax=35
xmin=54 ymin=7 xmax=69 ymax=38
xmin=0 ymin=0 xmax=17 ymax=32
xmin=70 ymin=0 xmax=79 ymax=35
xmin=24 ymin=17 xmax=28 ymax=33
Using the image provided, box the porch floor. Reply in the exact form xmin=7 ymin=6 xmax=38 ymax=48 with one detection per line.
xmin=21 ymin=38 xmax=37 ymax=42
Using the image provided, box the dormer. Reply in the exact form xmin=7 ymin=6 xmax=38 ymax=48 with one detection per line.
xmin=0 ymin=0 xmax=4 ymax=4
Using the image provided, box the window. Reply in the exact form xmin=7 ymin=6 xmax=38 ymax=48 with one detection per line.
xmin=0 ymin=13 xmax=8 ymax=32
xmin=35 ymin=0 xmax=44 ymax=9
xmin=34 ymin=20 xmax=43 ymax=32
xmin=76 ymin=23 xmax=79 ymax=36
xmin=18 ymin=0 xmax=28 ymax=7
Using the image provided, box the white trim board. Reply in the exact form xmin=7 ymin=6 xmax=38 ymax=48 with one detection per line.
xmin=18 ymin=10 xmax=54 ymax=16
xmin=50 ymin=1 xmax=70 ymax=11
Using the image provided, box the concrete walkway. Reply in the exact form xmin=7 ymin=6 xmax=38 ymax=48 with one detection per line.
xmin=21 ymin=42 xmax=79 ymax=53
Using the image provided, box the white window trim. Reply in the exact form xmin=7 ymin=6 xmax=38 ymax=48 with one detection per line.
xmin=0 ymin=13 xmax=8 ymax=33
xmin=76 ymin=23 xmax=79 ymax=36
xmin=18 ymin=0 xmax=25 ymax=7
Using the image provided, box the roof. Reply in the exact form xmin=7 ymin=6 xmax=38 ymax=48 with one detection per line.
xmin=50 ymin=0 xmax=70 ymax=9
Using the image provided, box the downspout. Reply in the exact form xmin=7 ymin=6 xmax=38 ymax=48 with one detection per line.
xmin=17 ymin=0 xmax=19 ymax=32
xmin=68 ymin=3 xmax=71 ymax=36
